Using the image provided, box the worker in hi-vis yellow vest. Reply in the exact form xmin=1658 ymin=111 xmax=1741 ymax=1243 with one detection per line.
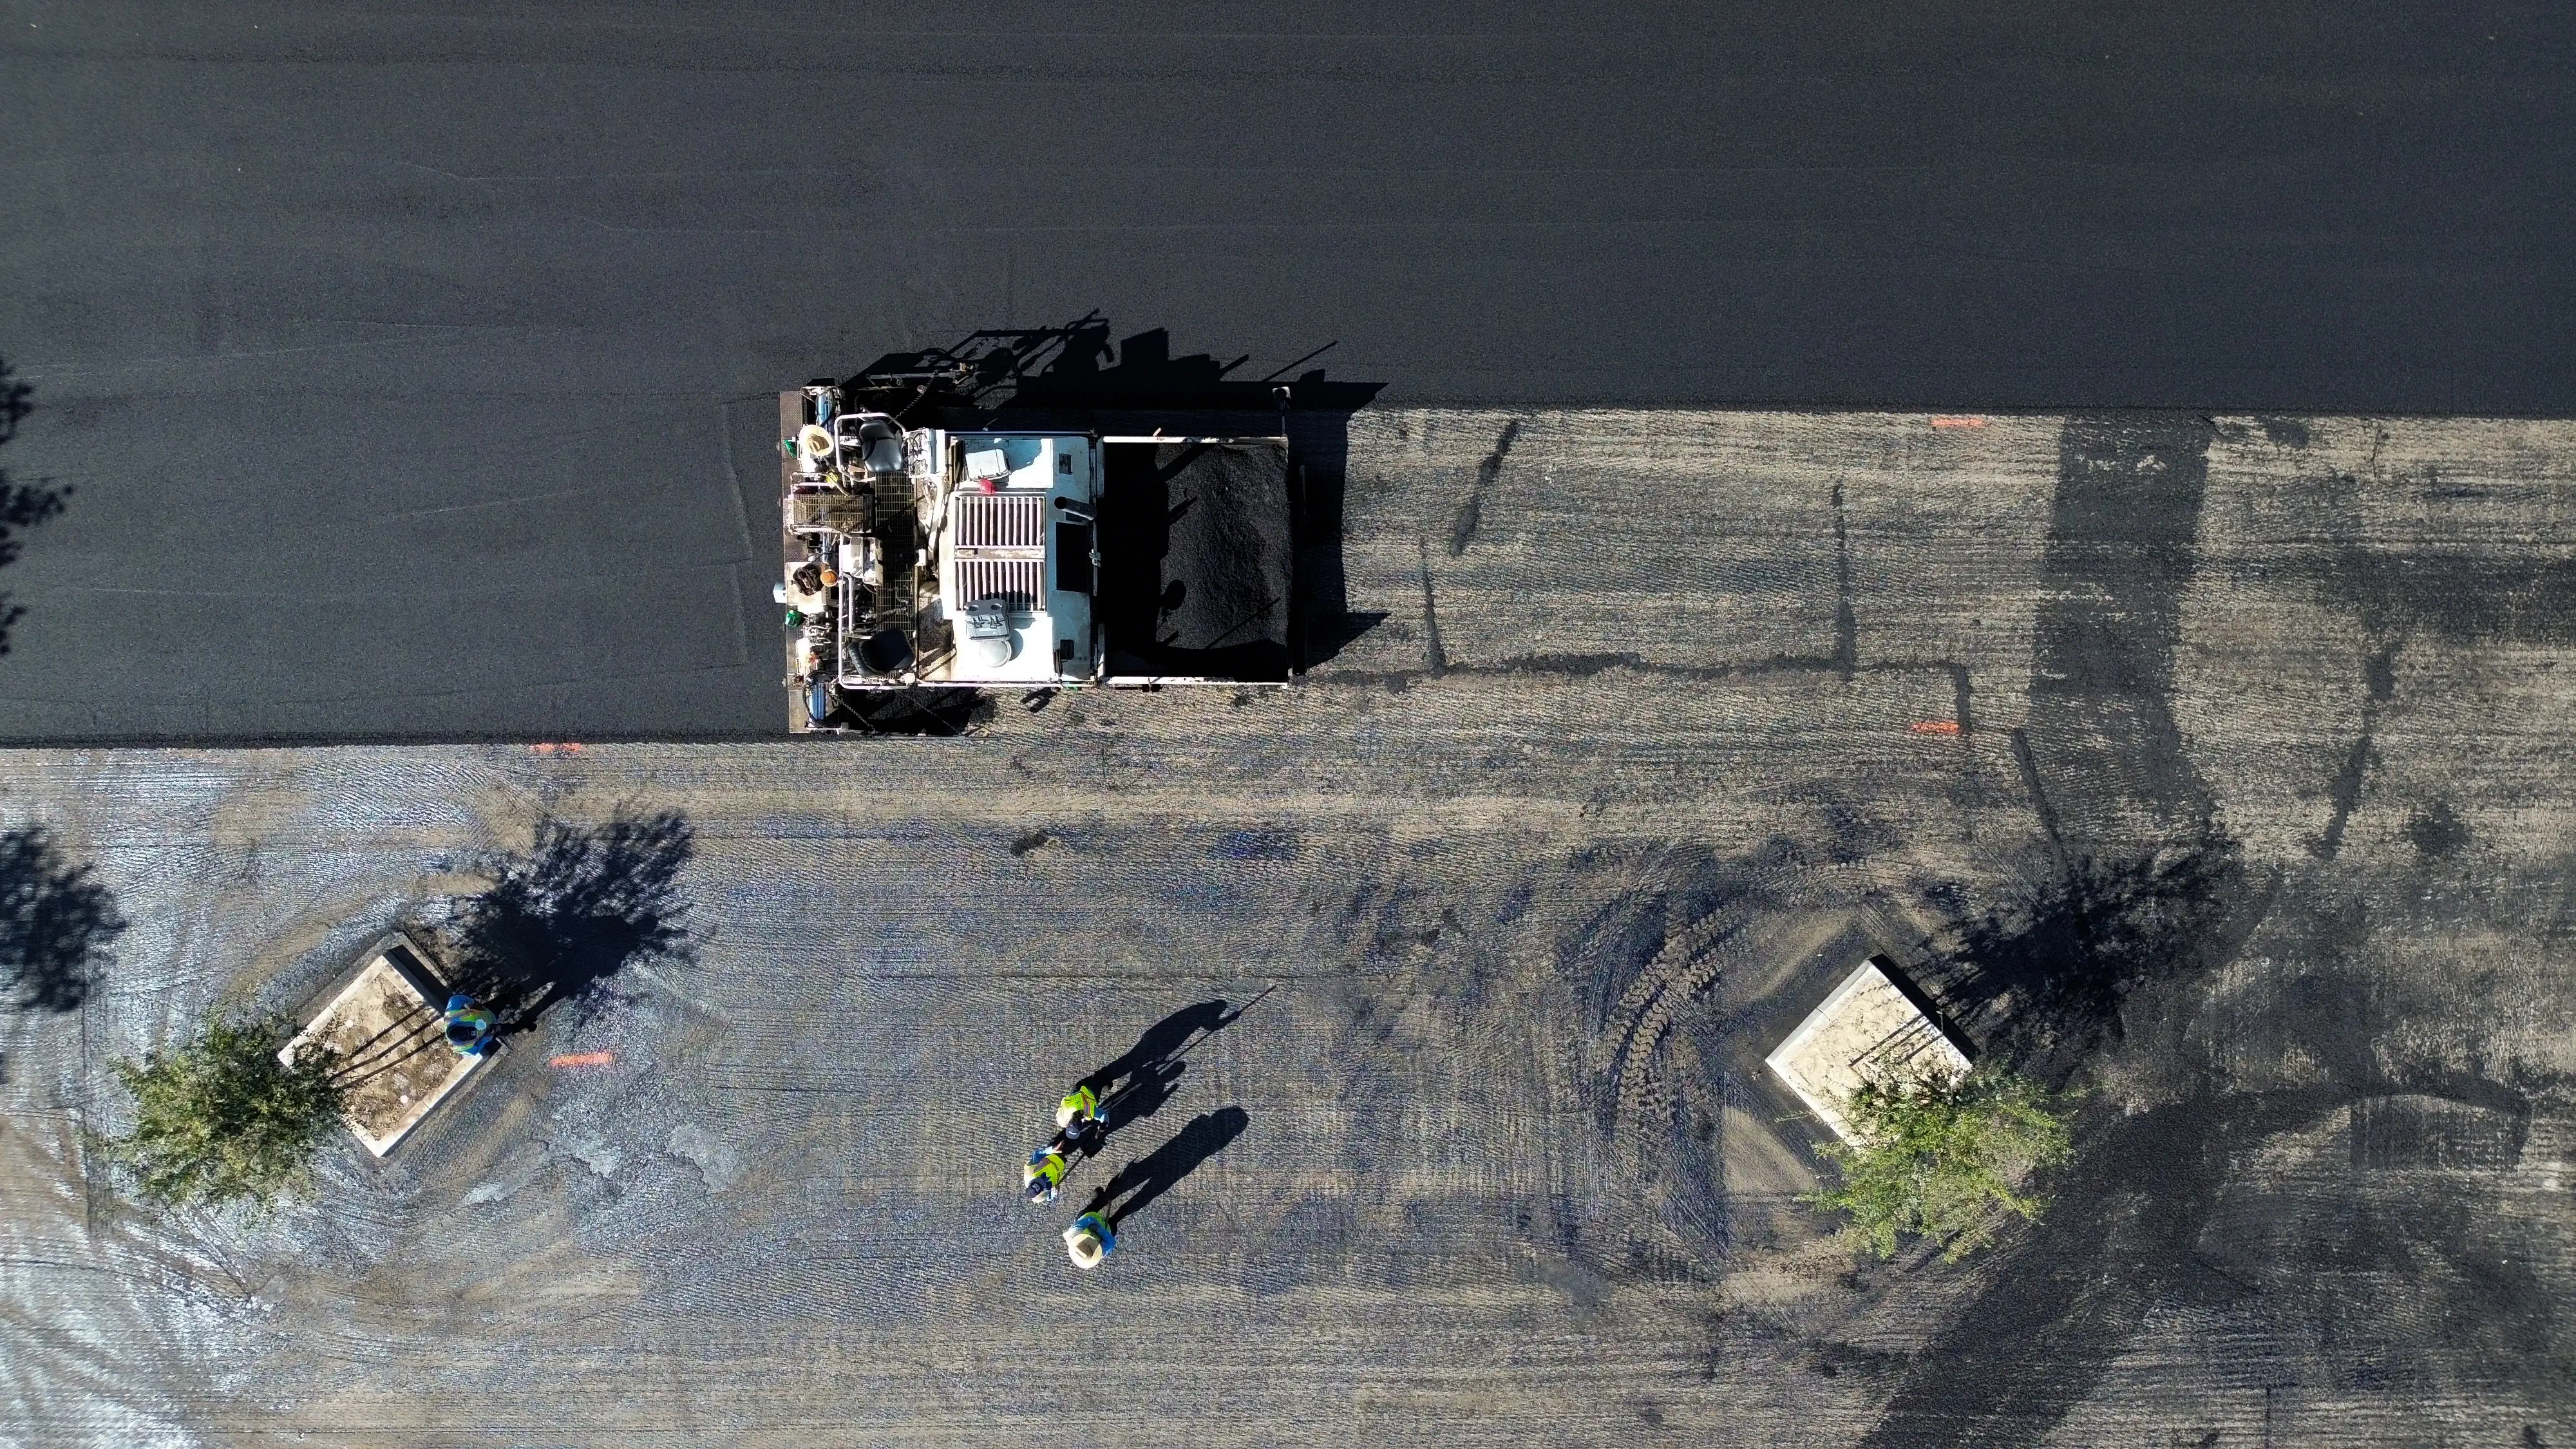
xmin=1024 ymin=1144 xmax=1070 ymax=1205
xmin=1055 ymin=1082 xmax=1107 ymax=1148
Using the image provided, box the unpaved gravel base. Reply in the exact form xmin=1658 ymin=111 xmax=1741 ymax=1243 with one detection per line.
xmin=3 ymin=410 xmax=2573 ymax=1447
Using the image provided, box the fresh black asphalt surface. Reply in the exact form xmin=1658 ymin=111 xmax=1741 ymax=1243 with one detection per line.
xmin=1 ymin=1 xmax=2571 ymax=738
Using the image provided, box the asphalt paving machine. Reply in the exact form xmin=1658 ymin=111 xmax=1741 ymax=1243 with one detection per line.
xmin=776 ymin=328 xmax=1303 ymax=732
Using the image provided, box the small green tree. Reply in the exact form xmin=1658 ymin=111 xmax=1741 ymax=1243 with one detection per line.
xmin=102 ymin=1014 xmax=350 ymax=1211
xmin=1807 ymin=1067 xmax=2074 ymax=1262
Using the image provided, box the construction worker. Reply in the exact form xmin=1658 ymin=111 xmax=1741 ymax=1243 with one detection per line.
xmin=442 ymin=994 xmax=495 ymax=1056
xmin=1064 ymin=1211 xmax=1115 ymax=1269
xmin=1023 ymin=1144 xmax=1070 ymax=1205
xmin=1055 ymin=1083 xmax=1108 ymax=1148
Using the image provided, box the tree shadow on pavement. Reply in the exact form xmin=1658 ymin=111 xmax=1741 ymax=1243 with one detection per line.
xmin=1922 ymin=832 xmax=2262 ymax=1086
xmin=0 ymin=825 xmax=126 ymax=1014
xmin=0 ymin=360 xmax=73 ymax=658
xmin=1083 ymin=1107 xmax=1251 ymax=1231
xmin=448 ymin=811 xmax=696 ymax=1034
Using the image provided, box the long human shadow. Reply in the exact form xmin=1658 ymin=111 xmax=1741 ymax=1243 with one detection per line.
xmin=1079 ymin=989 xmax=1269 ymax=1143
xmin=1082 ymin=1106 xmax=1251 ymax=1231
xmin=0 ymin=825 xmax=126 ymax=1014
xmin=0 ymin=359 xmax=73 ymax=659
xmin=445 ymin=811 xmax=696 ymax=1034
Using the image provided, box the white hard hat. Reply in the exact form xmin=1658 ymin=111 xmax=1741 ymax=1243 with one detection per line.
xmin=1065 ymin=1227 xmax=1106 ymax=1269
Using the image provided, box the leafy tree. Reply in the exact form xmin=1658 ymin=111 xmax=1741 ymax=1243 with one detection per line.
xmin=1807 ymin=1067 xmax=2074 ymax=1262
xmin=102 ymin=1014 xmax=349 ymax=1211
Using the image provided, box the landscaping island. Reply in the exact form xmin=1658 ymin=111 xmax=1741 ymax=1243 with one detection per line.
xmin=279 ymin=938 xmax=485 ymax=1157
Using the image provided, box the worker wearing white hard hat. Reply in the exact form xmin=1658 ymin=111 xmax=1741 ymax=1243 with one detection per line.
xmin=1064 ymin=1211 xmax=1115 ymax=1269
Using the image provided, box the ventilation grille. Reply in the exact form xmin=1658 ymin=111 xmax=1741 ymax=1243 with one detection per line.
xmin=954 ymin=493 xmax=1044 ymax=549
xmin=956 ymin=558 xmax=1045 ymax=609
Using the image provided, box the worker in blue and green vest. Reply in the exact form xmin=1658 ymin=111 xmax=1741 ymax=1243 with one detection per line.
xmin=1064 ymin=1211 xmax=1114 ymax=1269
xmin=442 ymin=994 xmax=495 ymax=1057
